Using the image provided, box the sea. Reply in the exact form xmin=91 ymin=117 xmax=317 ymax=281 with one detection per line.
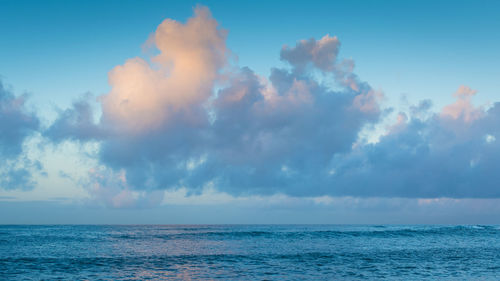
xmin=1 ymin=225 xmax=499 ymax=280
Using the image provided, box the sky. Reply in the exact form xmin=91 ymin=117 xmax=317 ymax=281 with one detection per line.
xmin=1 ymin=0 xmax=500 ymax=224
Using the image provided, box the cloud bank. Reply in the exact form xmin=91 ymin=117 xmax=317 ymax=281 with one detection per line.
xmin=330 ymin=87 xmax=500 ymax=198
xmin=42 ymin=6 xmax=499 ymax=201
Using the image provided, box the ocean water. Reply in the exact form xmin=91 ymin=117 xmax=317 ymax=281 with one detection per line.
xmin=1 ymin=225 xmax=499 ymax=280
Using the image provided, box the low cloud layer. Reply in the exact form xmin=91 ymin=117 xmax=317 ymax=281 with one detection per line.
xmin=38 ymin=6 xmax=500 ymax=201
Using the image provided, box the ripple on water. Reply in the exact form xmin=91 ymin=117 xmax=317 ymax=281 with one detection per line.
xmin=1 ymin=225 xmax=499 ymax=280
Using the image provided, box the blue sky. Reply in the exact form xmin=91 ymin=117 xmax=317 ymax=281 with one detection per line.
xmin=1 ymin=0 xmax=500 ymax=223
xmin=2 ymin=0 xmax=499 ymax=111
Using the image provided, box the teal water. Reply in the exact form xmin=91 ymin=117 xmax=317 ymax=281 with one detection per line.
xmin=1 ymin=225 xmax=499 ymax=280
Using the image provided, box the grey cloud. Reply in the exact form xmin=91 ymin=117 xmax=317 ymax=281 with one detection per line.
xmin=44 ymin=8 xmax=500 ymax=200
xmin=44 ymin=95 xmax=103 ymax=143
xmin=328 ymin=97 xmax=500 ymax=198
xmin=0 ymin=82 xmax=39 ymax=158
xmin=46 ymin=32 xmax=382 ymax=198
xmin=0 ymin=81 xmax=42 ymax=190
xmin=280 ymin=35 xmax=340 ymax=73
xmin=0 ymin=166 xmax=37 ymax=190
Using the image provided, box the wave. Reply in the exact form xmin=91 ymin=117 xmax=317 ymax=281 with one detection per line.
xmin=110 ymin=225 xmax=500 ymax=240
xmin=2 ymin=225 xmax=497 ymax=242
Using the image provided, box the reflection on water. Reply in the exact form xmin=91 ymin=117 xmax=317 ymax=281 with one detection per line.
xmin=1 ymin=225 xmax=500 ymax=280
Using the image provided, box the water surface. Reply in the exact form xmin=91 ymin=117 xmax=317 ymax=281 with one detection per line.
xmin=1 ymin=225 xmax=499 ymax=280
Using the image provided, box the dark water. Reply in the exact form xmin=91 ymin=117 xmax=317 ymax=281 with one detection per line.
xmin=1 ymin=225 xmax=500 ymax=280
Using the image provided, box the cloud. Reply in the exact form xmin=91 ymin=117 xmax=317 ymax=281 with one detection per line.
xmin=81 ymin=167 xmax=165 ymax=208
xmin=100 ymin=6 xmax=227 ymax=134
xmin=44 ymin=94 xmax=103 ymax=143
xmin=45 ymin=6 xmax=381 ymax=201
xmin=329 ymin=86 xmax=500 ymax=198
xmin=0 ymin=162 xmax=42 ymax=191
xmin=280 ymin=35 xmax=340 ymax=73
xmin=0 ymin=82 xmax=39 ymax=158
xmin=0 ymin=81 xmax=42 ymax=190
xmin=45 ymin=6 xmax=500 ymax=202
xmin=441 ymin=85 xmax=483 ymax=122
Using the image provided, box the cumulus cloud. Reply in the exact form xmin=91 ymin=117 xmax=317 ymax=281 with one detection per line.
xmin=44 ymin=94 xmax=103 ymax=143
xmin=45 ymin=6 xmax=500 ymax=201
xmin=280 ymin=35 xmax=340 ymax=73
xmin=0 ymin=82 xmax=39 ymax=158
xmin=45 ymin=6 xmax=381 ymax=200
xmin=329 ymin=86 xmax=500 ymax=198
xmin=441 ymin=85 xmax=483 ymax=122
xmin=100 ymin=6 xmax=227 ymax=134
xmin=0 ymin=82 xmax=42 ymax=190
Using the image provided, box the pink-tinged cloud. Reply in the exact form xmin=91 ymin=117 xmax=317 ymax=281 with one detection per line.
xmin=44 ymin=6 xmax=500 ymax=201
xmin=101 ymin=6 xmax=227 ymax=133
xmin=280 ymin=35 xmax=340 ymax=72
xmin=441 ymin=85 xmax=483 ymax=123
